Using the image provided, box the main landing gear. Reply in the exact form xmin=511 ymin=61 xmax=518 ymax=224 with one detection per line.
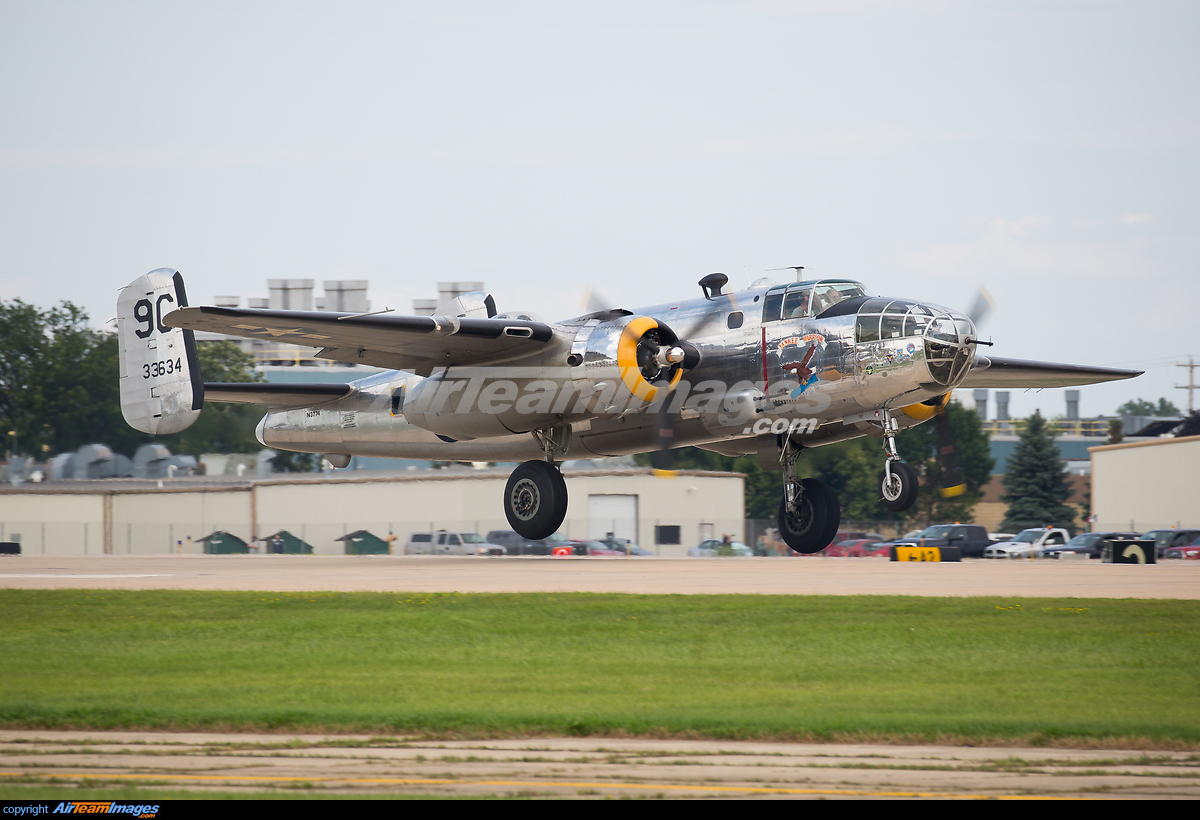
xmin=877 ymin=411 xmax=918 ymax=512
xmin=503 ymin=428 xmax=569 ymax=539
xmin=775 ymin=437 xmax=840 ymax=554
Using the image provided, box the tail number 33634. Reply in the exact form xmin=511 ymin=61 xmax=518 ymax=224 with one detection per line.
xmin=144 ymin=358 xmax=183 ymax=379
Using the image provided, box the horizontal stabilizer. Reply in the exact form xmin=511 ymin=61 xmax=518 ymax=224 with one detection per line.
xmin=204 ymin=382 xmax=353 ymax=409
xmin=960 ymin=356 xmax=1142 ymax=388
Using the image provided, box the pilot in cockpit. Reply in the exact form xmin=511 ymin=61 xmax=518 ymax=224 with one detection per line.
xmin=783 ymin=288 xmax=810 ymax=319
xmin=812 ymin=286 xmax=840 ymax=314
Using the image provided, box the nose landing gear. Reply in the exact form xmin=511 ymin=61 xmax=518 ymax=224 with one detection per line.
xmin=878 ymin=410 xmax=919 ymax=512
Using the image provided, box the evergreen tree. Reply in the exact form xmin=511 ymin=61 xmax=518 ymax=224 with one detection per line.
xmin=1000 ymin=410 xmax=1077 ymax=533
xmin=1116 ymin=397 xmax=1180 ymax=416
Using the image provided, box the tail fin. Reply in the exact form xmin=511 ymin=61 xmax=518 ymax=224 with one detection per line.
xmin=117 ymin=268 xmax=204 ymax=434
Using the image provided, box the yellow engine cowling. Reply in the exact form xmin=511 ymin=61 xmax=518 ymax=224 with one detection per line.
xmin=900 ymin=392 xmax=950 ymax=421
xmin=616 ymin=316 xmax=683 ymax=402
xmin=575 ymin=315 xmax=686 ymax=413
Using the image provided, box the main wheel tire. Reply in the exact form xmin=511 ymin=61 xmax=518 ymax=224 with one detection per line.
xmin=809 ymin=479 xmax=841 ymax=549
xmin=504 ymin=460 xmax=568 ymax=539
xmin=880 ymin=462 xmax=919 ymax=512
xmin=778 ymin=477 xmax=838 ymax=554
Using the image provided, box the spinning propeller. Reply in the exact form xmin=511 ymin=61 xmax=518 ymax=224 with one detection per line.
xmin=929 ymin=285 xmax=994 ymax=498
xmin=582 ymin=275 xmax=737 ymax=476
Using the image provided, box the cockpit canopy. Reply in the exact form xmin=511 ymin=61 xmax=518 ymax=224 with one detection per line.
xmin=761 ymin=280 xmax=870 ymax=322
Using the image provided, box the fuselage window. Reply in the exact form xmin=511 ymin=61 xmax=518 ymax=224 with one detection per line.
xmin=727 ymin=311 xmax=743 ymax=329
xmin=856 ymin=314 xmax=880 ymax=343
xmin=880 ymin=315 xmax=904 ymax=339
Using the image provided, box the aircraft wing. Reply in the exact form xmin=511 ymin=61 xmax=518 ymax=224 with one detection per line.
xmin=960 ymin=356 xmax=1142 ymax=388
xmin=203 ymin=383 xmax=353 ymax=409
xmin=164 ymin=307 xmax=557 ymax=375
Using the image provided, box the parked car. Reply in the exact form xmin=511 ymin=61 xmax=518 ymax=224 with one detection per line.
xmin=1042 ymin=531 xmax=1142 ymax=560
xmin=406 ymin=530 xmax=504 ymax=555
xmin=595 ymin=536 xmax=652 ymax=556
xmin=885 ymin=524 xmax=994 ymax=558
xmin=822 ymin=538 xmax=882 ymax=557
xmin=485 ymin=529 xmax=571 ymax=556
xmin=568 ymin=540 xmax=626 ymax=556
xmin=983 ymin=528 xmax=1071 ymax=559
xmin=688 ymin=539 xmax=754 ymax=557
xmin=829 ymin=531 xmax=874 ymax=545
xmin=1140 ymin=529 xmax=1200 ymax=558
xmin=1164 ymin=534 xmax=1200 ymax=559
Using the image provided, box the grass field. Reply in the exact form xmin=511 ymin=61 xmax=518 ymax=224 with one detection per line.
xmin=1 ymin=590 xmax=1197 ymax=747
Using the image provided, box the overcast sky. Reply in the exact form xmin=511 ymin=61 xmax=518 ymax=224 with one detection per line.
xmin=2 ymin=1 xmax=1197 ymax=419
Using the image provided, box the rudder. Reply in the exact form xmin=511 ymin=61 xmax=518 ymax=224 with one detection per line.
xmin=118 ymin=268 xmax=204 ymax=434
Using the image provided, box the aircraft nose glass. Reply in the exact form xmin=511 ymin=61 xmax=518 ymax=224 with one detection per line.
xmin=923 ymin=313 xmax=975 ymax=386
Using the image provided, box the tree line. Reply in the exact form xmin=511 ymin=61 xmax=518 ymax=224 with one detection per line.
xmin=0 ymin=298 xmax=265 ymax=460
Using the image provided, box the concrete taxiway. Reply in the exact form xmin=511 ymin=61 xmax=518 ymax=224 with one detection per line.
xmin=1 ymin=731 xmax=1197 ymax=799
xmin=0 ymin=554 xmax=1197 ymax=598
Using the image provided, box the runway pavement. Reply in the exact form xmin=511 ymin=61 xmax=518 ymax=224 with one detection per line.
xmin=1 ymin=554 xmax=1197 ymax=598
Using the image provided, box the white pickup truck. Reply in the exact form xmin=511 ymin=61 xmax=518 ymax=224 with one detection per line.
xmin=983 ymin=528 xmax=1071 ymax=559
xmin=405 ymin=531 xmax=504 ymax=556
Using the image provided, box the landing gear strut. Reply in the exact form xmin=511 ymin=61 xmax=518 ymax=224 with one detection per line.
xmin=877 ymin=411 xmax=918 ymax=512
xmin=504 ymin=428 xmax=570 ymax=539
xmin=775 ymin=436 xmax=840 ymax=554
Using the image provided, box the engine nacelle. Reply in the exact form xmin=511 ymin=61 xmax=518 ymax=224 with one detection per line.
xmin=572 ymin=315 xmax=686 ymax=413
xmin=401 ymin=315 xmax=691 ymax=439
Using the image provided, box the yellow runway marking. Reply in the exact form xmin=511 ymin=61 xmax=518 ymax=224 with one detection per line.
xmin=0 ymin=771 xmax=1072 ymax=799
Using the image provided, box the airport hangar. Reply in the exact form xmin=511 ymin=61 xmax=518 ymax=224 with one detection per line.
xmin=0 ymin=468 xmax=744 ymax=558
xmin=1089 ymin=433 xmax=1200 ymax=533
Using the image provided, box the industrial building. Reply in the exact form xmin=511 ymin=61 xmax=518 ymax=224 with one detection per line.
xmin=1089 ymin=434 xmax=1200 ymax=533
xmin=0 ymin=468 xmax=744 ymax=558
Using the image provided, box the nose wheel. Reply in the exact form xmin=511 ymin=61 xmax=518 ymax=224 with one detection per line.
xmin=880 ymin=461 xmax=918 ymax=511
xmin=878 ymin=410 xmax=919 ymax=512
xmin=504 ymin=460 xmax=568 ymax=539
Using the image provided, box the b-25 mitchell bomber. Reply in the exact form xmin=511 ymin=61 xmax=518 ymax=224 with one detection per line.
xmin=117 ymin=269 xmax=1138 ymax=554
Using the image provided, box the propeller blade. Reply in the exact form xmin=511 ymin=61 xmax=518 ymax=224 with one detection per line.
xmin=580 ymin=286 xmax=614 ymax=314
xmin=650 ymin=402 xmax=678 ymax=477
xmin=934 ymin=409 xmax=966 ymax=498
xmin=966 ymin=285 xmax=995 ymax=327
xmin=673 ymin=291 xmax=740 ymax=340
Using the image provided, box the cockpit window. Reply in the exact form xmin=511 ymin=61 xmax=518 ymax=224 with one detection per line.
xmin=812 ymin=282 xmax=868 ymax=314
xmin=782 ymin=287 xmax=811 ymax=319
xmin=763 ymin=280 xmax=869 ymax=323
xmin=762 ymin=287 xmax=785 ymax=323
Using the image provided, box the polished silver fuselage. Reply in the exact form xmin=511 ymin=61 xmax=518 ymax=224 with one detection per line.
xmin=257 ymin=282 xmax=976 ymax=461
